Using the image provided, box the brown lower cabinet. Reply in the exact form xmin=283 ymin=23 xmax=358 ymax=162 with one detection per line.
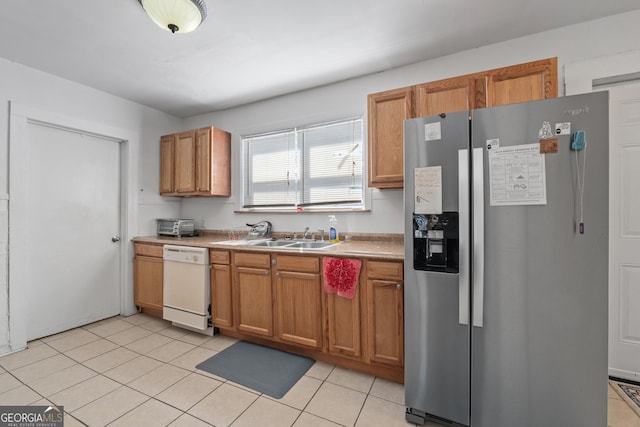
xmin=210 ymin=250 xmax=233 ymax=330
xmin=133 ymin=243 xmax=164 ymax=318
xmin=234 ymin=252 xmax=273 ymax=337
xmin=273 ymin=255 xmax=323 ymax=349
xmin=365 ymin=261 xmax=404 ymax=367
xmin=326 ymin=285 xmax=362 ymax=359
xmin=134 ymin=244 xmax=405 ymax=382
xmin=226 ymin=252 xmax=404 ymax=381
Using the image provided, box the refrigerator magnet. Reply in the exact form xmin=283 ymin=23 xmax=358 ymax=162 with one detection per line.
xmin=555 ymin=122 xmax=571 ymax=135
xmin=486 ymin=138 xmax=499 ymax=150
xmin=538 ymin=121 xmax=554 ymax=139
xmin=539 ymin=138 xmax=558 ymax=154
xmin=424 ymin=122 xmax=442 ymax=141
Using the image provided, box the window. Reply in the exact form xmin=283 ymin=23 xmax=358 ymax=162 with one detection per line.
xmin=242 ymin=118 xmax=363 ymax=210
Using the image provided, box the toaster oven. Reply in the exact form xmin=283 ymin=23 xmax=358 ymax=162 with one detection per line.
xmin=156 ymin=219 xmax=196 ymax=237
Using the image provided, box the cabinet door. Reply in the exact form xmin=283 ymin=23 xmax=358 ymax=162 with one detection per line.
xmin=236 ymin=266 xmax=273 ymax=337
xmin=134 ymin=255 xmax=163 ymax=316
xmin=487 ymin=57 xmax=558 ymax=106
xmin=174 ymin=130 xmax=196 ymax=193
xmin=366 ymin=278 xmax=404 ymax=367
xmin=275 ymin=270 xmax=322 ymax=348
xmin=159 ymin=134 xmax=175 ymax=195
xmin=210 ymin=127 xmax=231 ymax=196
xmin=367 ymin=87 xmax=414 ymax=189
xmin=415 ymin=75 xmax=487 ymax=116
xmin=195 ymin=127 xmax=211 ymax=194
xmin=211 ymin=264 xmax=233 ymax=329
xmin=326 ymin=287 xmax=361 ymax=358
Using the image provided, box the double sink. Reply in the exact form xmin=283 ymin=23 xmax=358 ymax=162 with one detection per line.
xmin=247 ymin=239 xmax=340 ymax=250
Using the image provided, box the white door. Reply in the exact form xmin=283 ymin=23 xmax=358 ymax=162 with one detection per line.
xmin=26 ymin=122 xmax=121 ymax=340
xmin=607 ymin=81 xmax=640 ymax=381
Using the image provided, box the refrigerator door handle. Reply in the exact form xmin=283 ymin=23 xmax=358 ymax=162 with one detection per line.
xmin=472 ymin=147 xmax=485 ymax=328
xmin=458 ymin=149 xmax=470 ymax=325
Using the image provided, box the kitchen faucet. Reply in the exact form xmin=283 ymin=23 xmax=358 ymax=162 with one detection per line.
xmin=302 ymin=226 xmax=310 ymax=240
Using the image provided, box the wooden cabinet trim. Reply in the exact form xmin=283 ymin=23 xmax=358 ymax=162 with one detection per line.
xmin=134 ymin=243 xmax=163 ymax=258
xmin=195 ymin=127 xmax=212 ymax=193
xmin=273 ymin=255 xmax=319 ymax=273
xmin=159 ymin=134 xmax=175 ymax=195
xmin=210 ymin=250 xmax=231 ymax=265
xmin=211 ymin=263 xmax=233 ymax=329
xmin=367 ymin=261 xmax=403 ymax=280
xmin=234 ymin=252 xmax=271 ymax=268
xmin=209 ymin=127 xmax=232 ymax=197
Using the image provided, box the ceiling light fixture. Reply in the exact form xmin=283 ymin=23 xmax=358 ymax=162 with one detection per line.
xmin=138 ymin=0 xmax=207 ymax=34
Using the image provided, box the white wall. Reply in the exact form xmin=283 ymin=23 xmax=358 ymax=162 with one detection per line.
xmin=0 ymin=58 xmax=183 ymax=354
xmin=181 ymin=9 xmax=640 ymax=237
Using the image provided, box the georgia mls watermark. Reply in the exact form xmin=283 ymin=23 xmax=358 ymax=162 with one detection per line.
xmin=0 ymin=405 xmax=64 ymax=427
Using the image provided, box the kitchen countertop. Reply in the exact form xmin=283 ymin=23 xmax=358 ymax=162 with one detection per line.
xmin=133 ymin=231 xmax=405 ymax=261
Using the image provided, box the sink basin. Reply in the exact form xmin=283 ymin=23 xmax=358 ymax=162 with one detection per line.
xmin=288 ymin=241 xmax=339 ymax=249
xmin=247 ymin=239 xmax=340 ymax=250
xmin=249 ymin=240 xmax=296 ymax=247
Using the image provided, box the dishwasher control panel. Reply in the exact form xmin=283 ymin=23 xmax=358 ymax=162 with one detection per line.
xmin=163 ymin=245 xmax=209 ymax=264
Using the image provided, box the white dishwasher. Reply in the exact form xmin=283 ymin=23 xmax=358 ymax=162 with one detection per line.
xmin=163 ymin=245 xmax=213 ymax=335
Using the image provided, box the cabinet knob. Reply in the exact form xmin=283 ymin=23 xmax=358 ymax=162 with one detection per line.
xmin=271 ymin=259 xmax=277 ymax=266
xmin=265 ymin=271 xmax=269 ymax=276
xmin=276 ymin=272 xmax=280 ymax=276
xmin=396 ymin=284 xmax=402 ymax=290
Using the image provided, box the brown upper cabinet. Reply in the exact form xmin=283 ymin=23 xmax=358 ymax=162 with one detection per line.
xmin=159 ymin=126 xmax=231 ymax=196
xmin=367 ymin=87 xmax=414 ymax=189
xmin=368 ymin=57 xmax=558 ymax=188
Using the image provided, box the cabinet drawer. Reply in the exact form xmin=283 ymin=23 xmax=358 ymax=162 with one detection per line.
xmin=210 ymin=250 xmax=230 ymax=265
xmin=235 ymin=252 xmax=271 ymax=268
xmin=275 ymin=255 xmax=319 ymax=273
xmin=367 ymin=261 xmax=403 ymax=280
xmin=135 ymin=243 xmax=163 ymax=258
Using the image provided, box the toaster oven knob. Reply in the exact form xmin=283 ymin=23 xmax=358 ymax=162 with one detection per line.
xmin=111 ymin=236 xmax=121 ymax=242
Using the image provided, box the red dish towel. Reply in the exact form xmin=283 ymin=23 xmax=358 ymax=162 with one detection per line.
xmin=323 ymin=257 xmax=362 ymax=299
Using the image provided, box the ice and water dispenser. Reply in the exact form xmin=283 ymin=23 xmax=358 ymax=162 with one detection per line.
xmin=413 ymin=212 xmax=459 ymax=273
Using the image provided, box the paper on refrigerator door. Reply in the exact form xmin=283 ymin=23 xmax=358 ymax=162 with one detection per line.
xmin=424 ymin=122 xmax=442 ymax=141
xmin=488 ymin=143 xmax=547 ymax=206
xmin=414 ymin=166 xmax=443 ymax=214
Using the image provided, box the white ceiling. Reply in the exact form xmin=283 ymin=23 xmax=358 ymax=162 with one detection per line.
xmin=1 ymin=0 xmax=639 ymax=117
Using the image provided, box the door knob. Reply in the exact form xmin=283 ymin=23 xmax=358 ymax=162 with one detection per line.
xmin=111 ymin=236 xmax=121 ymax=242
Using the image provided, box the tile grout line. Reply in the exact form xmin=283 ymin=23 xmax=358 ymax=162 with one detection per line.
xmin=2 ymin=315 xmax=402 ymax=427
xmin=3 ymin=314 xmax=472 ymax=427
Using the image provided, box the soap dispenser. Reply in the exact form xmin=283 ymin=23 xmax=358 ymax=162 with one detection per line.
xmin=328 ymin=215 xmax=339 ymax=243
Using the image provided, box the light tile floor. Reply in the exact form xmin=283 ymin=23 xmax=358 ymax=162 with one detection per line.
xmin=0 ymin=313 xmax=636 ymax=427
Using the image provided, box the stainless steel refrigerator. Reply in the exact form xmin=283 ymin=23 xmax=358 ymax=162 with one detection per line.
xmin=403 ymin=92 xmax=609 ymax=426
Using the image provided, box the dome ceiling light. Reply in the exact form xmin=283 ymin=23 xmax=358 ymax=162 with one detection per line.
xmin=138 ymin=0 xmax=207 ymax=34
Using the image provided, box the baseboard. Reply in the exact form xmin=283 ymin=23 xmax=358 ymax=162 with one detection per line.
xmin=609 ymin=375 xmax=640 ymax=387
